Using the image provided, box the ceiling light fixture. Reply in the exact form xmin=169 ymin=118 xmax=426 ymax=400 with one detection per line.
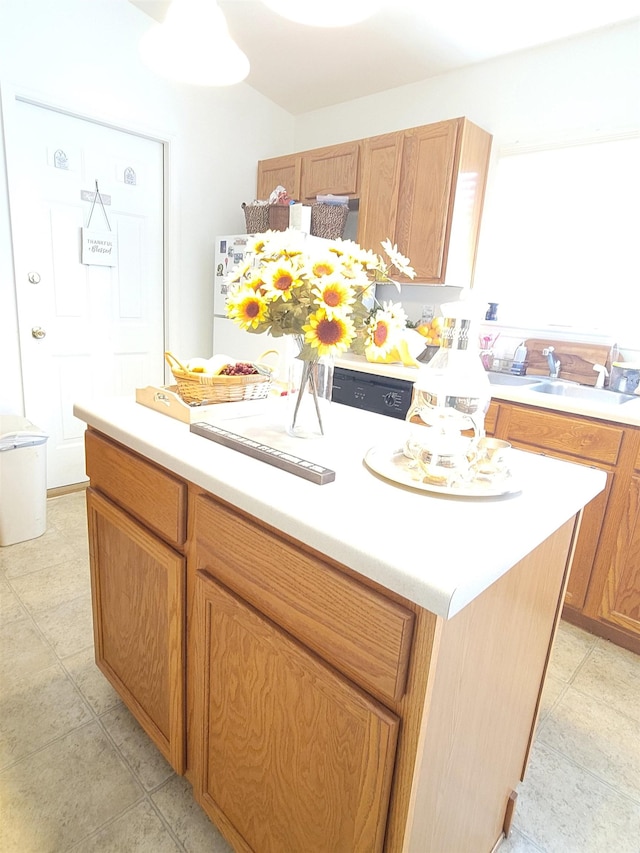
xmin=139 ymin=0 xmax=249 ymax=86
xmin=262 ymin=0 xmax=382 ymax=27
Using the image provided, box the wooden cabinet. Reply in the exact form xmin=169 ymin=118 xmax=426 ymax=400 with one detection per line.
xmin=194 ymin=571 xmax=398 ymax=853
xmin=493 ymin=401 xmax=640 ymax=652
xmin=84 ymin=425 xmax=585 ymax=852
xmin=358 ymin=118 xmax=492 ymax=284
xmin=595 ymin=435 xmax=640 ymax=640
xmin=495 ymin=405 xmax=619 ymax=612
xmin=257 ymin=117 xmax=492 ymax=286
xmin=485 ymin=400 xmax=500 ymax=436
xmin=85 ymin=430 xmax=187 ymax=772
xmin=256 ymin=153 xmax=302 ymax=202
xmin=257 ymin=141 xmax=359 ymax=203
xmin=299 ymin=141 xmax=360 ymax=201
xmin=358 ymin=131 xmax=404 ymax=259
xmin=190 ymin=492 xmax=405 ymax=852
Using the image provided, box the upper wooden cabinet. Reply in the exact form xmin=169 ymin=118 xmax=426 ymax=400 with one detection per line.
xmin=358 ymin=131 xmax=404 ymax=260
xmin=256 ymin=153 xmax=302 ymax=202
xmin=360 ymin=118 xmax=492 ymax=285
xmin=258 ymin=141 xmax=360 ymax=203
xmin=299 ymin=141 xmax=360 ymax=201
xmin=256 ymin=117 xmax=492 ymax=287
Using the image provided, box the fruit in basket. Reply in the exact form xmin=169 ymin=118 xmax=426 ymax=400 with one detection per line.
xmin=184 ymin=354 xmax=236 ymax=375
xmin=218 ymin=362 xmax=259 ymax=376
xmin=186 ymin=357 xmax=210 ymax=373
xmin=416 ymin=316 xmax=445 ymax=346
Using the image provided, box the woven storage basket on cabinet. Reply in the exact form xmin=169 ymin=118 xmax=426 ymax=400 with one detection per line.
xmin=310 ymin=203 xmax=349 ymax=239
xmin=242 ymin=202 xmax=269 ymax=234
xmin=164 ymin=352 xmax=272 ymax=404
xmin=268 ymin=204 xmax=290 ymax=231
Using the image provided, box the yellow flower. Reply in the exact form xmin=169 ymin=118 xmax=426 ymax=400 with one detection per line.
xmin=365 ymin=306 xmax=404 ymax=356
xmin=227 ymin=258 xmax=253 ymax=284
xmin=262 ymin=259 xmax=303 ymax=302
xmin=226 ymin=286 xmax=268 ymax=329
xmin=224 ymin=228 xmax=413 ymax=362
xmin=309 ymin=254 xmax=339 ymax=278
xmin=312 ymin=278 xmax=355 ymax=318
xmin=303 ymin=309 xmax=355 ymax=357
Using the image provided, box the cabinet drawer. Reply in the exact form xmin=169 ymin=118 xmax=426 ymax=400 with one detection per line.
xmin=485 ymin=401 xmax=499 ymax=435
xmin=194 ymin=494 xmax=414 ymax=704
xmin=505 ymin=408 xmax=623 ymax=465
xmin=85 ymin=430 xmax=187 ymax=549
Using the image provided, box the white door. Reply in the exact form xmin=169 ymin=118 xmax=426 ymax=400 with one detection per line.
xmin=5 ymin=98 xmax=165 ymax=488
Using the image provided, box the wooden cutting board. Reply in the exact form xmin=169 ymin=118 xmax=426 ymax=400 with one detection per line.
xmin=524 ymin=339 xmax=612 ymax=386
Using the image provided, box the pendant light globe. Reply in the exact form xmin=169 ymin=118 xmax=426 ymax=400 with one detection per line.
xmin=139 ymin=0 xmax=249 ymax=86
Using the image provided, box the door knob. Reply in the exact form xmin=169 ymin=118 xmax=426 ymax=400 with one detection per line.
xmin=28 ymin=272 xmax=41 ymax=284
xmin=31 ymin=326 xmax=46 ymax=339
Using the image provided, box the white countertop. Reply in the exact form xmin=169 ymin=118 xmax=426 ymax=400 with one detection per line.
xmin=74 ymin=395 xmax=605 ymax=620
xmin=335 ymin=354 xmax=640 ymax=426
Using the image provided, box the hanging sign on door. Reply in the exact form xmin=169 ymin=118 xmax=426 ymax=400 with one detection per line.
xmin=81 ymin=180 xmax=117 ymax=267
xmin=81 ymin=229 xmax=117 ymax=266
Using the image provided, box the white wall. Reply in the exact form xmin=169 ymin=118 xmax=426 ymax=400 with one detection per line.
xmin=293 ymin=21 xmax=638 ymax=151
xmin=0 ymin=0 xmax=295 ymax=416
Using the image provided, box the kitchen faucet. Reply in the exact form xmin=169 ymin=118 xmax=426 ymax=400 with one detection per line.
xmin=542 ymin=346 xmax=561 ymax=378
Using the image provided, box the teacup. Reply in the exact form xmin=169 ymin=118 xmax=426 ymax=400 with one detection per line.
xmin=468 ymin=437 xmax=512 ymax=479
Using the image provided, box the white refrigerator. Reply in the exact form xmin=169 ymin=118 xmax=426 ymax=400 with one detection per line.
xmin=213 ymin=233 xmax=288 ymax=368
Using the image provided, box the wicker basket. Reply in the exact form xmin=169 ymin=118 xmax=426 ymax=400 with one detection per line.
xmin=242 ymin=202 xmax=269 ymax=234
xmin=310 ymin=203 xmax=349 ymax=239
xmin=268 ymin=204 xmax=290 ymax=231
xmin=164 ymin=352 xmax=272 ymax=405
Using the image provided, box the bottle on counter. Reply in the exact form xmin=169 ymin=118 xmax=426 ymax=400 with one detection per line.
xmin=485 ymin=302 xmax=499 ymax=321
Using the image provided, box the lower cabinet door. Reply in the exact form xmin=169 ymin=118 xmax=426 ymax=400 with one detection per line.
xmin=87 ymin=488 xmax=185 ymax=772
xmin=194 ymin=571 xmax=399 ymax=853
xmin=599 ymin=472 xmax=640 ymax=636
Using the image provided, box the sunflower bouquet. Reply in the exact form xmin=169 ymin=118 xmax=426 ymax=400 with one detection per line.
xmin=224 ymin=229 xmax=415 ymax=362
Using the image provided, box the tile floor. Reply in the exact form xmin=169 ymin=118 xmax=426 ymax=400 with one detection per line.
xmin=1 ymin=490 xmax=639 ymax=852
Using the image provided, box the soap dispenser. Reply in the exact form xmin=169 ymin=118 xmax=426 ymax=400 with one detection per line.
xmin=510 ymin=343 xmax=528 ymax=376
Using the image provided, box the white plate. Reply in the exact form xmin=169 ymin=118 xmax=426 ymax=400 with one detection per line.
xmin=364 ymin=444 xmax=522 ymax=497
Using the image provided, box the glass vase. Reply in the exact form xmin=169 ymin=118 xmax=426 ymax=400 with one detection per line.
xmin=285 ymin=336 xmax=334 ymax=438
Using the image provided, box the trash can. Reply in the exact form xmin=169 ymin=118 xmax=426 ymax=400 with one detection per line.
xmin=0 ymin=416 xmax=48 ymax=547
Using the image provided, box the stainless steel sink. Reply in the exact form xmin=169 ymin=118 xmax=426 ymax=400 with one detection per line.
xmin=487 ymin=372 xmax=543 ymax=387
xmin=531 ymin=381 xmax=638 ymax=405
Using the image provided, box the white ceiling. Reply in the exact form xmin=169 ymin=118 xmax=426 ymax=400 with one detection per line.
xmin=129 ymin=0 xmax=640 ymax=114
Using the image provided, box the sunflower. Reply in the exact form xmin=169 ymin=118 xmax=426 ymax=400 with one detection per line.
xmin=261 ymin=259 xmax=304 ymax=302
xmin=303 ymin=309 xmax=355 ymax=357
xmin=224 ymin=228 xmax=413 ymax=363
xmin=365 ymin=307 xmax=402 ymax=356
xmin=308 ymin=253 xmax=339 ymax=279
xmin=227 ymin=258 xmax=253 ymax=284
xmin=226 ymin=286 xmax=268 ymax=330
xmin=312 ymin=278 xmax=356 ymax=318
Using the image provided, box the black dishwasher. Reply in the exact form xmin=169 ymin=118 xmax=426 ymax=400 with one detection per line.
xmin=332 ymin=366 xmax=413 ymax=420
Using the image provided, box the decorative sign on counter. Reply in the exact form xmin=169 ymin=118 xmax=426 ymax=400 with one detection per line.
xmin=190 ymin=422 xmax=336 ymax=485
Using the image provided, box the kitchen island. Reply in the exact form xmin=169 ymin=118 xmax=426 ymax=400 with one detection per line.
xmin=74 ymin=395 xmax=604 ymax=853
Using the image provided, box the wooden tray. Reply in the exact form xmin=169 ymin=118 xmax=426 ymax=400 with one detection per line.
xmin=136 ymin=385 xmax=271 ymax=423
xmin=524 ymin=339 xmax=611 ymax=386
xmin=136 ymin=385 xmax=222 ymax=423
